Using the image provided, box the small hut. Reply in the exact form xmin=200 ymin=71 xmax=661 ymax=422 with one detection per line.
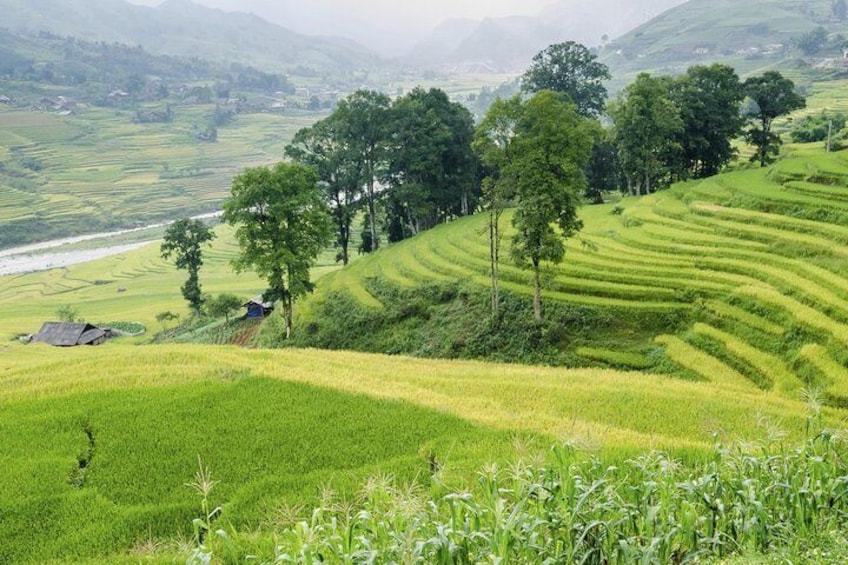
xmin=244 ymin=296 xmax=274 ymax=319
xmin=32 ymin=322 xmax=109 ymax=347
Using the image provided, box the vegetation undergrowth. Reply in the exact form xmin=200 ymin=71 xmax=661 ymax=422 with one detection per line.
xmin=283 ymin=280 xmax=687 ymax=368
xmin=168 ymin=406 xmax=848 ymax=564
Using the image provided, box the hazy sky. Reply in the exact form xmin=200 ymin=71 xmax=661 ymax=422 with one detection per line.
xmin=129 ymin=0 xmax=553 ymax=53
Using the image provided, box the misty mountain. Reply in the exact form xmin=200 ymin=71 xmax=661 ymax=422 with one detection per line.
xmin=407 ymin=0 xmax=687 ymax=72
xmin=0 ymin=0 xmax=379 ymax=74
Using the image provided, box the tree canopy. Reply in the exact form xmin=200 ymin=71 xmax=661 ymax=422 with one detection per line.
xmin=480 ymin=90 xmax=595 ymax=322
xmin=160 ymin=218 xmax=216 ymax=314
xmin=521 ymin=42 xmax=611 ymax=118
xmin=286 ymin=114 xmax=362 ymax=266
xmin=384 ymin=88 xmax=478 ymax=239
xmin=669 ymin=64 xmax=745 ymax=179
xmin=223 ymin=162 xmax=332 ymax=339
xmin=609 ymin=74 xmax=684 ymax=195
xmin=332 ymin=90 xmax=391 ymax=252
xmin=743 ymin=71 xmax=806 ymax=166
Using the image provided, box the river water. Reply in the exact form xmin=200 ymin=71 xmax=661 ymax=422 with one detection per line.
xmin=0 ymin=212 xmax=221 ymax=276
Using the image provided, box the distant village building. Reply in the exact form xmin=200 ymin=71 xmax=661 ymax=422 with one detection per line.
xmin=39 ymin=96 xmax=76 ymax=112
xmin=32 ymin=322 xmax=111 ymax=347
xmin=0 ymin=95 xmax=12 ymax=105
xmin=244 ymin=296 xmax=274 ymax=319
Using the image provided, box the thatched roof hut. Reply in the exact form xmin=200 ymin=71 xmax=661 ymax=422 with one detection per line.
xmin=33 ymin=322 xmax=109 ymax=347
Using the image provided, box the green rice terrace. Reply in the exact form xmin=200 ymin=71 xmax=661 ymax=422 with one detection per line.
xmin=0 ymin=104 xmax=316 ymax=248
xmin=1 ymin=142 xmax=848 ymax=562
xmin=300 ymin=145 xmax=848 ymax=409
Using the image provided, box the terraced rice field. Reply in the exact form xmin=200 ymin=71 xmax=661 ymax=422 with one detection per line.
xmin=308 ymin=148 xmax=848 ymax=408
xmin=0 ymin=342 xmax=838 ymax=563
xmin=0 ymin=105 xmax=317 ymax=247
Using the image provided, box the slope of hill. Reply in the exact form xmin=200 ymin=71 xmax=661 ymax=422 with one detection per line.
xmin=296 ymin=142 xmax=848 ymax=409
xmin=0 ymin=339 xmax=838 ymax=562
xmin=407 ymin=0 xmax=686 ymax=72
xmin=602 ymin=0 xmax=848 ymax=85
xmin=0 ymin=103 xmax=317 ymax=249
xmin=0 ymin=0 xmax=379 ymax=74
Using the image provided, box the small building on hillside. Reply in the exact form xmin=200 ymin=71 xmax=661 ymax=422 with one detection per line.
xmin=244 ymin=296 xmax=275 ymax=319
xmin=32 ymin=322 xmax=110 ymax=347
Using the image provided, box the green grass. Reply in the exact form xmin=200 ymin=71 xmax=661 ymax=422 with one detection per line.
xmin=0 ymin=342 xmax=842 ymax=562
xmin=0 ymin=371 xmax=510 ymax=563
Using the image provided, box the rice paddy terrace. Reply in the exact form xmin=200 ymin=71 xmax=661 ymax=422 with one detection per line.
xmin=2 ymin=146 xmax=848 ymax=562
xmin=308 ymin=146 xmax=848 ymax=410
xmin=0 ymin=104 xmax=316 ymax=248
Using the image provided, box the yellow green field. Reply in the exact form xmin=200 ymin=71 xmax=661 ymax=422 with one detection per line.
xmin=0 ymin=105 xmax=318 ymax=247
xmin=4 ymin=95 xmax=848 ymax=561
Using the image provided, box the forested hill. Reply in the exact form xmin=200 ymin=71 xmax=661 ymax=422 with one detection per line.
xmin=0 ymin=29 xmax=293 ymax=96
xmin=0 ymin=0 xmax=379 ymax=75
xmin=602 ymin=0 xmax=848 ymax=85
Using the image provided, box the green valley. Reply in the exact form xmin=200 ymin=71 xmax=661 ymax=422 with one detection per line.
xmin=3 ymin=1 xmax=848 ymax=563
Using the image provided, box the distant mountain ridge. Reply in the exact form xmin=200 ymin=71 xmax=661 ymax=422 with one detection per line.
xmin=0 ymin=0 xmax=379 ymax=74
xmin=407 ymin=0 xmax=687 ymax=72
xmin=601 ymin=0 xmax=848 ymax=85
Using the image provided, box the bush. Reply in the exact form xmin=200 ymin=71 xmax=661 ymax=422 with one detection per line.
xmin=790 ymin=113 xmax=847 ymax=144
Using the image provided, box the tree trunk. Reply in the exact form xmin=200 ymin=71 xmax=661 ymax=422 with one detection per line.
xmin=340 ymin=222 xmax=350 ymax=266
xmin=532 ymin=258 xmax=542 ymax=322
xmin=367 ymin=179 xmax=379 ymax=251
xmin=284 ymin=295 xmax=293 ymax=340
xmin=489 ymin=206 xmax=501 ymax=317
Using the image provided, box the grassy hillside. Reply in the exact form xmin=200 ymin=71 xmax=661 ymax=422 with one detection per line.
xmin=602 ymin=0 xmax=848 ymax=87
xmin=0 ymin=341 xmax=838 ymax=563
xmin=297 ymin=143 xmax=848 ymax=409
xmin=3 ymin=144 xmax=848 ymax=561
xmin=0 ymin=105 xmax=316 ymax=248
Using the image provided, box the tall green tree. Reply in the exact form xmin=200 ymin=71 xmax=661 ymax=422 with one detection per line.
xmin=160 ymin=218 xmax=216 ymax=314
xmin=384 ymin=88 xmax=478 ymax=237
xmin=521 ymin=41 xmax=611 ymax=118
xmin=507 ymin=91 xmax=595 ymax=322
xmin=286 ymin=115 xmax=362 ymax=265
xmin=609 ymin=73 xmax=684 ymax=195
xmin=474 ymin=94 xmax=524 ymax=316
xmin=669 ymin=64 xmax=745 ymax=178
xmin=333 ymin=90 xmax=391 ymax=252
xmin=743 ymin=71 xmax=806 ymax=167
xmin=223 ymin=162 xmax=332 ymax=339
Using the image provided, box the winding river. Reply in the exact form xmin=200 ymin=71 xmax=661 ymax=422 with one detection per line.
xmin=0 ymin=212 xmax=221 ymax=276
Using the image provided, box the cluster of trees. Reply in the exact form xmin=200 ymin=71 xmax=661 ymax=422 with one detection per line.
xmin=285 ymin=88 xmax=479 ymax=265
xmin=609 ymin=68 xmax=805 ymax=195
xmin=791 ymin=112 xmax=847 ymax=148
xmin=0 ymin=30 xmax=293 ymax=103
xmin=165 ymin=41 xmax=811 ymax=336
